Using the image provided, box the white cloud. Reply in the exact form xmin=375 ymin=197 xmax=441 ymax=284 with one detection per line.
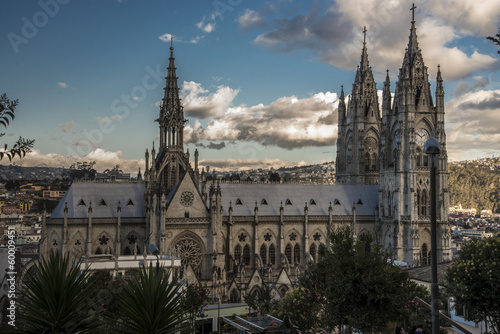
xmin=159 ymin=33 xmax=173 ymax=43
xmin=3 ymin=148 xmax=144 ymax=174
xmin=249 ymin=0 xmax=499 ymax=81
xmin=238 ymin=9 xmax=266 ymax=29
xmin=57 ymin=82 xmax=68 ymax=89
xmin=196 ymin=18 xmax=216 ymax=33
xmin=183 ymin=82 xmax=339 ymax=149
xmin=181 ymin=81 xmax=239 ymax=119
xmin=445 ymin=89 xmax=500 ymax=160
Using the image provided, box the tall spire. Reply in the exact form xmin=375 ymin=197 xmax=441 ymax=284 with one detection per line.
xmin=360 ymin=26 xmax=370 ymax=73
xmin=162 ymin=37 xmax=182 ymax=116
xmin=382 ymin=70 xmax=392 ymax=112
xmin=408 ymin=3 xmax=419 ymax=56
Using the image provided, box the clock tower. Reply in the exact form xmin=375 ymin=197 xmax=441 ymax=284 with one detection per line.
xmin=378 ymin=5 xmax=451 ymax=265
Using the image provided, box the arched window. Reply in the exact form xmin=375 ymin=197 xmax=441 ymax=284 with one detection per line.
xmin=269 ymin=244 xmax=276 ymax=265
xmin=95 ymin=247 xmax=102 ymax=255
xmin=423 ymin=153 xmax=429 ymax=167
xmin=260 ymin=244 xmax=267 ymax=265
xmin=243 ymin=244 xmax=250 ymax=266
xmin=417 ymin=189 xmax=421 ymax=216
xmin=230 ymin=289 xmax=239 ymax=303
xmin=371 ymin=153 xmax=377 ymax=171
xmin=421 ymin=191 xmax=427 ymax=216
xmin=293 ymin=244 xmax=300 ymax=265
xmin=421 ymin=243 xmax=429 ymax=266
xmin=234 ymin=244 xmax=242 ymax=263
xmin=364 ymin=153 xmax=370 ymax=171
xmin=285 ymin=244 xmax=292 ymax=264
xmin=124 ymin=246 xmax=132 ymax=255
xmin=310 ymin=243 xmax=317 ymax=262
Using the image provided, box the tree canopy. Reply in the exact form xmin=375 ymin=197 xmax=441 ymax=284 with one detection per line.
xmin=0 ymin=94 xmax=34 ymax=161
xmin=300 ymin=226 xmax=420 ymax=333
xmin=444 ymin=235 xmax=500 ymax=334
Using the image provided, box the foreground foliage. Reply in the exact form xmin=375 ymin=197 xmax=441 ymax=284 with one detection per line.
xmin=16 ymin=252 xmax=99 ymax=333
xmin=300 ymin=226 xmax=421 ymax=333
xmin=110 ymin=264 xmax=187 ymax=334
xmin=445 ymin=235 xmax=500 ymax=334
xmin=0 ymin=94 xmax=34 ymax=161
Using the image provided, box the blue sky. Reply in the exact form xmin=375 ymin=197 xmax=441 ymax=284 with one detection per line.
xmin=1 ymin=0 xmax=500 ymax=173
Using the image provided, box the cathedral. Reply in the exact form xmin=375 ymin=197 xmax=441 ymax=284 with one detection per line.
xmin=44 ymin=12 xmax=451 ymax=302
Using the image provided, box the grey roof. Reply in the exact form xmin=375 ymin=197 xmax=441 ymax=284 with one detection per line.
xmin=218 ymin=184 xmax=379 ymax=216
xmin=51 ymin=183 xmax=145 ymax=219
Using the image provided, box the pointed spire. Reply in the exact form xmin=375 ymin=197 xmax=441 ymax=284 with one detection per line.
xmin=161 ymin=40 xmax=181 ymax=115
xmin=340 ymin=85 xmax=345 ymax=100
xmin=360 ymin=26 xmax=370 ymax=72
xmin=408 ymin=3 xmax=419 ymax=56
xmin=382 ymin=69 xmax=392 ymax=112
xmin=436 ymin=65 xmax=444 ymax=93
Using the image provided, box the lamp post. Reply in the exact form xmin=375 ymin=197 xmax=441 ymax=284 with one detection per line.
xmin=148 ymin=243 xmax=160 ymax=274
xmin=424 ymin=137 xmax=441 ymax=334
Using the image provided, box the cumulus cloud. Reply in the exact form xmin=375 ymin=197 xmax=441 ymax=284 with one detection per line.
xmin=445 ymin=89 xmax=500 ymax=160
xmin=57 ymin=82 xmax=68 ymax=89
xmin=2 ymin=148 xmax=144 ymax=174
xmin=245 ymin=0 xmax=499 ymax=81
xmin=59 ymin=121 xmax=77 ymax=133
xmin=181 ymin=81 xmax=239 ymax=119
xmin=199 ymin=158 xmax=310 ymax=172
xmin=183 ymin=82 xmax=339 ymax=149
xmin=238 ymin=9 xmax=267 ymax=29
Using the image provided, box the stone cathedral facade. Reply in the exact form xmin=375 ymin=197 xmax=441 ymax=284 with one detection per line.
xmin=44 ymin=14 xmax=451 ymax=303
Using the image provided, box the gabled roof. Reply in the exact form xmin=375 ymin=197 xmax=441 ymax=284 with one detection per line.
xmin=50 ymin=182 xmax=145 ymax=218
xmin=220 ymin=184 xmax=378 ymax=216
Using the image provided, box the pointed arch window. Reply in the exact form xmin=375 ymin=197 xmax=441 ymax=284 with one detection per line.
xmin=234 ymin=244 xmax=242 ymax=263
xmin=243 ymin=244 xmax=250 ymax=266
xmin=126 ymin=199 xmax=134 ymax=206
xmin=364 ymin=153 xmax=370 ymax=171
xmin=285 ymin=244 xmax=292 ymax=264
xmin=99 ymin=199 xmax=107 ymax=206
xmin=357 ymin=199 xmax=363 ymax=205
xmin=416 ymin=147 xmax=422 ymax=167
xmin=421 ymin=243 xmax=429 ymax=266
xmin=260 ymin=244 xmax=267 ymax=265
xmin=294 ymin=244 xmax=301 ymax=265
xmin=310 ymin=243 xmax=317 ymax=262
xmin=421 ymin=191 xmax=428 ymax=216
xmin=371 ymin=153 xmax=377 ymax=171
xmin=95 ymin=247 xmax=102 ymax=255
xmin=235 ymin=198 xmax=243 ymax=205
xmin=285 ymin=199 xmax=292 ymax=206
xmin=269 ymin=244 xmax=276 ymax=265
xmin=124 ymin=246 xmax=132 ymax=255
xmin=261 ymin=199 xmax=268 ymax=205
xmin=78 ymin=199 xmax=86 ymax=206
xmin=310 ymin=199 xmax=316 ymax=205
xmin=334 ymin=199 xmax=341 ymax=205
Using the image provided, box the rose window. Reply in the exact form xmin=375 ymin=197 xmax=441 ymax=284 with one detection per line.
xmin=174 ymin=235 xmax=202 ymax=269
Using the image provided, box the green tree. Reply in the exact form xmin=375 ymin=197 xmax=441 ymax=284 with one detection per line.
xmin=301 ymin=226 xmax=416 ymax=333
xmin=0 ymin=94 xmax=34 ymax=161
xmin=487 ymin=29 xmax=500 ymax=54
xmin=64 ymin=161 xmax=97 ymax=180
xmin=245 ymin=284 xmax=277 ymax=314
xmin=271 ymin=287 xmax=321 ymax=333
xmin=16 ymin=251 xmax=100 ymax=333
xmin=111 ymin=265 xmax=187 ymax=333
xmin=182 ymin=284 xmax=209 ymax=334
xmin=444 ymin=235 xmax=500 ymax=334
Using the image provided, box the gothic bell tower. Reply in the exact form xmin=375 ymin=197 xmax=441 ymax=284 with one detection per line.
xmin=144 ymin=42 xmax=200 ymax=250
xmin=378 ymin=5 xmax=450 ymax=265
xmin=336 ymin=27 xmax=382 ymax=185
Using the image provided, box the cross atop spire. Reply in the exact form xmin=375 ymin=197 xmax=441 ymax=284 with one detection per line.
xmin=411 ymin=3 xmax=417 ymax=22
xmin=170 ymin=35 xmax=174 ymax=50
xmin=363 ymin=26 xmax=367 ymax=45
